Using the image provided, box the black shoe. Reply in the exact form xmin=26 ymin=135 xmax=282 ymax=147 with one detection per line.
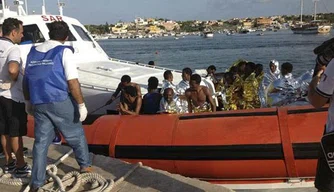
xmin=15 ymin=163 xmax=31 ymax=178
xmin=4 ymin=159 xmax=16 ymax=173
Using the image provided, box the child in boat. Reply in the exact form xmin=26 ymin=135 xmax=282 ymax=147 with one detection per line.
xmin=160 ymin=70 xmax=176 ymax=94
xmin=185 ymin=74 xmax=216 ymax=113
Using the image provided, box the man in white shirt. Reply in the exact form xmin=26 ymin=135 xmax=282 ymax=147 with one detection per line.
xmin=0 ymin=18 xmax=31 ymax=177
xmin=308 ymin=58 xmax=334 ymax=192
xmin=23 ymin=21 xmax=91 ymax=191
xmin=160 ymin=70 xmax=176 ymax=94
xmin=176 ymin=67 xmax=192 ymax=113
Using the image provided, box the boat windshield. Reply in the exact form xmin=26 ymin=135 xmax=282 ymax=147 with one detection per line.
xmin=46 ymin=23 xmax=77 ymax=41
xmin=21 ymin=24 xmax=45 ymax=44
xmin=72 ymin=25 xmax=93 ymax=42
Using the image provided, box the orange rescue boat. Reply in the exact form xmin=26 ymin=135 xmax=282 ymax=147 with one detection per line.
xmin=27 ymin=105 xmax=327 ymax=186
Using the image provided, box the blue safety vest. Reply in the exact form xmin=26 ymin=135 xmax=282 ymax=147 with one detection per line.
xmin=24 ymin=45 xmax=74 ymax=105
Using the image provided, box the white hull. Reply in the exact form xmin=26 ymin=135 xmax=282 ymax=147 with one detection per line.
xmin=77 ymin=59 xmax=182 ymax=114
xmin=204 ymin=33 xmax=214 ymax=38
xmin=318 ymin=25 xmax=331 ymax=34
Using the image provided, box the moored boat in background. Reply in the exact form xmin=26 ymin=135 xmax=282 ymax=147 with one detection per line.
xmin=203 ymin=31 xmax=214 ymax=38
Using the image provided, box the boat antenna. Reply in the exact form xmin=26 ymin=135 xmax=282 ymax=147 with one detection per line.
xmin=300 ymin=0 xmax=303 ymax=23
xmin=57 ymin=0 xmax=65 ymax=16
xmin=1 ymin=0 xmax=6 ymax=17
xmin=313 ymin=0 xmax=319 ymax=21
xmin=41 ymin=0 xmax=46 ymax=15
xmin=24 ymin=0 xmax=27 ymax=14
xmin=14 ymin=0 xmax=27 ymax=16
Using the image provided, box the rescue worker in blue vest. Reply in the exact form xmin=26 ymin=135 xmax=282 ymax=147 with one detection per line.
xmin=22 ymin=21 xmax=91 ymax=191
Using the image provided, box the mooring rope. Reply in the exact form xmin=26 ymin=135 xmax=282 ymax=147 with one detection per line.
xmin=6 ymin=148 xmax=143 ymax=192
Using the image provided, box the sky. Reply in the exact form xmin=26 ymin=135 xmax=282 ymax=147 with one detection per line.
xmin=6 ymin=0 xmax=334 ymax=24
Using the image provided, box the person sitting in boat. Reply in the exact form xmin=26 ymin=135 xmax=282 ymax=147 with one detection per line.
xmin=267 ymin=62 xmax=298 ymax=107
xmin=263 ymin=60 xmax=281 ymax=89
xmin=118 ymin=86 xmax=142 ymax=115
xmin=229 ymin=66 xmax=238 ymax=77
xmin=142 ymin=77 xmax=162 ymax=114
xmin=228 ymin=66 xmax=243 ymax=107
xmin=105 ymin=75 xmax=141 ymax=105
xmin=255 ymin=64 xmax=264 ymax=83
xmin=159 ymin=88 xmax=181 ymax=114
xmin=206 ymin=65 xmax=218 ymax=84
xmin=255 ymin=64 xmax=267 ymax=107
xmin=242 ymin=62 xmax=260 ymax=109
xmin=176 ymin=67 xmax=193 ymax=113
xmin=237 ymin=61 xmax=247 ymax=79
xmin=222 ymin=72 xmax=240 ymax=110
xmin=160 ymin=70 xmax=176 ymax=94
xmin=185 ymin=74 xmax=216 ymax=113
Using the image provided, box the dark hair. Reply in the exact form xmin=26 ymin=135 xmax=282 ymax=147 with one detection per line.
xmin=238 ymin=61 xmax=247 ymax=67
xmin=2 ymin=18 xmax=23 ymax=36
xmin=48 ymin=21 xmax=70 ymax=41
xmin=148 ymin=76 xmax=159 ymax=89
xmin=163 ymin=70 xmax=173 ymax=79
xmin=190 ymin=74 xmax=201 ymax=84
xmin=207 ymin=65 xmax=216 ymax=71
xmin=182 ymin=67 xmax=192 ymax=76
xmin=246 ymin=62 xmax=256 ymax=71
xmin=123 ymin=86 xmax=137 ymax=97
xmin=148 ymin=61 xmax=155 ymax=66
xmin=121 ymin=75 xmax=131 ymax=83
xmin=225 ymin=72 xmax=234 ymax=80
xmin=163 ymin=88 xmax=174 ymax=95
xmin=229 ymin=66 xmax=238 ymax=74
xmin=255 ymin=64 xmax=263 ymax=71
xmin=282 ymin=62 xmax=293 ymax=73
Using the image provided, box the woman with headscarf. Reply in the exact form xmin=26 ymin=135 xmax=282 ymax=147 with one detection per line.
xmin=263 ymin=60 xmax=281 ymax=89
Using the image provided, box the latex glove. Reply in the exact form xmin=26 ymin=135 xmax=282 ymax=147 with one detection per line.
xmin=78 ymin=103 xmax=88 ymax=122
xmin=24 ymin=100 xmax=33 ymax=115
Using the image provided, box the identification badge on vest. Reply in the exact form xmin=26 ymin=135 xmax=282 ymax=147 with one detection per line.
xmin=321 ymin=132 xmax=334 ymax=172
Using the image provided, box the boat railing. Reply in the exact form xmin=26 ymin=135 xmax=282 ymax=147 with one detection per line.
xmin=96 ymin=66 xmax=131 ymax=72
xmin=80 ymin=83 xmax=114 ymax=92
xmin=77 ymin=67 xmax=126 ymax=81
xmin=109 ymin=58 xmax=182 ymax=73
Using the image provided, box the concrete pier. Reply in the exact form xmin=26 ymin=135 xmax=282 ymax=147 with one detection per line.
xmin=0 ymin=137 xmax=233 ymax=192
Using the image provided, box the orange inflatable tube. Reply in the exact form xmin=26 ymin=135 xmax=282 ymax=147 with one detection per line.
xmin=27 ymin=105 xmax=327 ymax=183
